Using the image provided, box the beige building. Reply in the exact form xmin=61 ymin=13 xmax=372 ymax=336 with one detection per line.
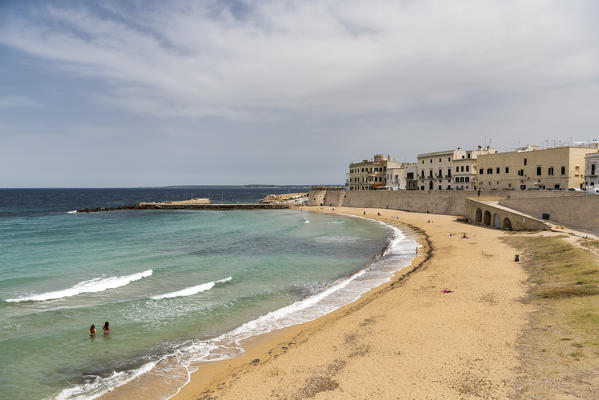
xmin=477 ymin=145 xmax=599 ymax=190
xmin=585 ymin=152 xmax=599 ymax=193
xmin=417 ymin=146 xmax=496 ymax=190
xmin=386 ymin=162 xmax=418 ymax=190
xmin=348 ymin=154 xmax=389 ymax=190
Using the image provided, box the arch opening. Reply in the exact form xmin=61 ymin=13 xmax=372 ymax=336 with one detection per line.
xmin=503 ymin=218 xmax=512 ymax=230
xmin=493 ymin=213 xmax=501 ymax=228
xmin=475 ymin=208 xmax=482 ymax=224
xmin=483 ymin=210 xmax=492 ymax=226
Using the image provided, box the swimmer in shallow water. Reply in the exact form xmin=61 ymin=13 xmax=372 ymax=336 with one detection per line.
xmin=89 ymin=324 xmax=96 ymax=338
xmin=103 ymin=321 xmax=110 ymax=335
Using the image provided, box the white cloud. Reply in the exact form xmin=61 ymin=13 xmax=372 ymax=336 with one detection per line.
xmin=0 ymin=0 xmax=598 ymax=121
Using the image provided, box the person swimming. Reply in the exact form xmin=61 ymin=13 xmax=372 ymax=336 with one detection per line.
xmin=103 ymin=321 xmax=110 ymax=335
xmin=89 ymin=324 xmax=96 ymax=338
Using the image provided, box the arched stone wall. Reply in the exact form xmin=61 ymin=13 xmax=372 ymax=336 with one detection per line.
xmin=465 ymin=198 xmax=549 ymax=231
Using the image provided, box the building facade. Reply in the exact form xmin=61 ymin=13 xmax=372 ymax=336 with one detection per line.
xmin=348 ymin=154 xmax=389 ymax=190
xmin=585 ymin=152 xmax=599 ymax=193
xmin=386 ymin=162 xmax=418 ymax=190
xmin=477 ymin=145 xmax=598 ymax=190
xmin=417 ymin=146 xmax=496 ymax=190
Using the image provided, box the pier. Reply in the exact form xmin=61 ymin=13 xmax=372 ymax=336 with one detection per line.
xmin=76 ymin=203 xmax=292 ymax=213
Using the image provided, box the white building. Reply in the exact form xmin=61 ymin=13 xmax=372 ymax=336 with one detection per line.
xmin=417 ymin=146 xmax=496 ymax=190
xmin=586 ymin=152 xmax=599 ymax=193
xmin=386 ymin=162 xmax=418 ymax=190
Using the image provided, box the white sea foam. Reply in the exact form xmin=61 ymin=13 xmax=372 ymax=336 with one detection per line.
xmin=67 ymin=210 xmax=77 ymax=214
xmin=53 ymin=216 xmax=419 ymax=400
xmin=51 ymin=360 xmax=159 ymax=400
xmin=6 ymin=270 xmax=153 ymax=303
xmin=304 ymin=220 xmax=310 ymax=223
xmin=151 ymin=277 xmax=232 ymax=300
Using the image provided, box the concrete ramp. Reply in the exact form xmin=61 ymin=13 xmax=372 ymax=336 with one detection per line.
xmin=464 ymin=198 xmax=550 ymax=231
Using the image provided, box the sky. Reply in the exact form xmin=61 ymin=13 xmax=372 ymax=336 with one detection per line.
xmin=1 ymin=0 xmax=599 ymax=187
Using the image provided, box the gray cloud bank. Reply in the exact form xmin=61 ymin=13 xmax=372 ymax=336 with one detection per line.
xmin=1 ymin=0 xmax=599 ymax=186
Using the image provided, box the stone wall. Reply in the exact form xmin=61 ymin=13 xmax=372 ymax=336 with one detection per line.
xmin=464 ymin=199 xmax=549 ymax=231
xmin=308 ymin=189 xmax=597 ymax=233
xmin=500 ymin=195 xmax=599 ymax=234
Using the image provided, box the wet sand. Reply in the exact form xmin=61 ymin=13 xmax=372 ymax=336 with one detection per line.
xmin=169 ymin=206 xmax=532 ymax=400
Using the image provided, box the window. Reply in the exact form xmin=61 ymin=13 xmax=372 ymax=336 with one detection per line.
xmin=592 ymin=164 xmax=596 ymax=175
xmin=422 ymin=160 xmax=424 ymax=164
xmin=448 ymin=157 xmax=451 ymax=162
xmin=430 ymin=159 xmax=432 ymax=163
xmin=561 ymin=166 xmax=566 ymax=175
xmin=466 ymin=166 xmax=469 ymax=172
xmin=480 ymin=168 xmax=484 ymax=174
xmin=467 ymin=153 xmax=471 ymax=159
xmin=524 ymin=158 xmax=527 ymax=166
xmin=461 ymin=166 xmax=464 ymax=172
xmin=421 ymin=170 xmax=424 ymax=178
xmin=548 ymin=167 xmax=554 ymax=176
xmin=439 ymin=158 xmax=441 ymax=162
xmin=456 ymin=166 xmax=459 ymax=172
xmin=447 ymin=168 xmax=451 ymax=177
xmin=438 ymin=169 xmax=442 ymax=177
xmin=505 ymin=167 xmax=509 ymax=174
xmin=536 ymin=166 xmax=541 ymax=176
xmin=465 ymin=177 xmax=470 ymax=183
xmin=518 ymin=169 xmax=524 ymax=176
xmin=429 ymin=170 xmax=433 ymax=178
xmin=496 ymin=167 xmax=500 ymax=174
xmin=487 ymin=168 xmax=493 ymax=174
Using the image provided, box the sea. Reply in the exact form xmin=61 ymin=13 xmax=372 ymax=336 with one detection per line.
xmin=0 ymin=187 xmax=419 ymax=400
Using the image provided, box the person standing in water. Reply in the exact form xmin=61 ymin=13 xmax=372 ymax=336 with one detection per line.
xmin=89 ymin=324 xmax=96 ymax=338
xmin=103 ymin=321 xmax=110 ymax=335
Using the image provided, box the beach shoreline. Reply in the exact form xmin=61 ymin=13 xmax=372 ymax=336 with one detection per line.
xmin=97 ymin=207 xmax=421 ymax=400
xmin=166 ymin=206 xmax=532 ymax=400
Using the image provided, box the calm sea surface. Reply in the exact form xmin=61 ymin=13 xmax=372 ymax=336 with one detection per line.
xmin=0 ymin=188 xmax=417 ymax=400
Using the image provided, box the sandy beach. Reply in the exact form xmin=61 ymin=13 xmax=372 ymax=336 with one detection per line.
xmin=170 ymin=206 xmax=536 ymax=399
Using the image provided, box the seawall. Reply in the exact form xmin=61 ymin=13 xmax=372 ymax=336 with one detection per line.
xmin=309 ymin=189 xmax=598 ymax=233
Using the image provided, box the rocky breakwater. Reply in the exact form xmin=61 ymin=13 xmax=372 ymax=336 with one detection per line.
xmin=260 ymin=192 xmax=308 ymax=205
xmin=76 ymin=201 xmax=291 ymax=213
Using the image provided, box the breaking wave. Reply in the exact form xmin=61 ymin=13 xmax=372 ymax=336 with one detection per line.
xmin=5 ymin=270 xmax=153 ymax=303
xmin=151 ymin=277 xmax=232 ymax=300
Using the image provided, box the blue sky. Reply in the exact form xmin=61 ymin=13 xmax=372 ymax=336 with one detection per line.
xmin=1 ymin=0 xmax=599 ymax=187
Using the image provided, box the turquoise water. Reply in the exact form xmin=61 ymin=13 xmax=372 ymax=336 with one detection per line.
xmin=0 ymin=199 xmax=417 ymax=400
